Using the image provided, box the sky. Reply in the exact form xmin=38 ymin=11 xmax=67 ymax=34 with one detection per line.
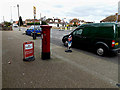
xmin=0 ymin=0 xmax=120 ymax=23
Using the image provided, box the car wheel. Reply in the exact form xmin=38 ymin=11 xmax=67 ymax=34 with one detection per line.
xmin=31 ymin=32 xmax=33 ymax=36
xmin=96 ymin=46 xmax=107 ymax=56
xmin=64 ymin=40 xmax=68 ymax=47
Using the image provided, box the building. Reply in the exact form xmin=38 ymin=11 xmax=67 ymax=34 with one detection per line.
xmin=46 ymin=18 xmax=63 ymax=27
xmin=69 ymin=18 xmax=85 ymax=26
xmin=100 ymin=13 xmax=120 ymax=23
xmin=25 ymin=19 xmax=40 ymax=24
xmin=69 ymin=18 xmax=80 ymax=26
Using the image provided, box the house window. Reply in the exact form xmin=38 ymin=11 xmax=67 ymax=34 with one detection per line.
xmin=50 ymin=20 xmax=52 ymax=22
xmin=55 ymin=20 xmax=58 ymax=23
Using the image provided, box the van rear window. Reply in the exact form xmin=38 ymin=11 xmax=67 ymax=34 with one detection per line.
xmin=118 ymin=27 xmax=120 ymax=38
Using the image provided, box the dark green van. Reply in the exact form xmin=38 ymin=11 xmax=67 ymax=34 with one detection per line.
xmin=62 ymin=23 xmax=120 ymax=56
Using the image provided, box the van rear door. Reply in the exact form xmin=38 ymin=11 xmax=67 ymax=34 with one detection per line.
xmin=117 ymin=26 xmax=120 ymax=48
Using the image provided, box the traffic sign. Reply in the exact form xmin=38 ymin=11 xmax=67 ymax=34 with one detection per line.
xmin=33 ymin=6 xmax=36 ymax=14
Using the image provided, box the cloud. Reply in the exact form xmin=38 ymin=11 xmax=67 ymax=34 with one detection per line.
xmin=66 ymin=3 xmax=117 ymax=17
xmin=59 ymin=2 xmax=118 ymax=22
xmin=0 ymin=0 xmax=119 ymax=23
xmin=53 ymin=5 xmax=63 ymax=8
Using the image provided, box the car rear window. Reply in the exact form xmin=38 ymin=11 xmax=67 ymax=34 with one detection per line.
xmin=29 ymin=26 xmax=41 ymax=30
xmin=35 ymin=26 xmax=41 ymax=30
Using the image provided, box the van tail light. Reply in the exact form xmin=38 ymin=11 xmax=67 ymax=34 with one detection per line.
xmin=112 ymin=40 xmax=115 ymax=47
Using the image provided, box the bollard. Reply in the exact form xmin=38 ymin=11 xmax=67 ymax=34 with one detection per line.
xmin=65 ymin=35 xmax=72 ymax=52
xmin=33 ymin=32 xmax=36 ymax=40
xmin=40 ymin=25 xmax=52 ymax=60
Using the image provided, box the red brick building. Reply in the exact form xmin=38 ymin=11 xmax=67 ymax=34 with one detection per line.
xmin=69 ymin=18 xmax=85 ymax=26
xmin=25 ymin=19 xmax=40 ymax=24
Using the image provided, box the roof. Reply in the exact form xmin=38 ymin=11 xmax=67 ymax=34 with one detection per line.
xmin=100 ymin=15 xmax=120 ymax=22
xmin=46 ymin=18 xmax=62 ymax=24
xmin=80 ymin=23 xmax=117 ymax=27
xmin=70 ymin=18 xmax=80 ymax=23
xmin=25 ymin=19 xmax=39 ymax=21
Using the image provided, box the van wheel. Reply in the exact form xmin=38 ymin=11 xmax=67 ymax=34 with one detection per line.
xmin=96 ymin=46 xmax=107 ymax=56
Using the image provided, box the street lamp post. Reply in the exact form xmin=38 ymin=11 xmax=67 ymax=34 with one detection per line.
xmin=17 ymin=4 xmax=20 ymax=31
xmin=10 ymin=6 xmax=15 ymax=24
xmin=10 ymin=6 xmax=13 ymax=23
xmin=3 ymin=16 xmax=5 ymax=23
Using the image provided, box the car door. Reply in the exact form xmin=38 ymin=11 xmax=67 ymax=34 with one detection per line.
xmin=72 ymin=28 xmax=85 ymax=47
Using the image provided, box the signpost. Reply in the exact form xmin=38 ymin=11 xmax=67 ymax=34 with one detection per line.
xmin=23 ymin=41 xmax=35 ymax=61
xmin=33 ymin=6 xmax=36 ymax=40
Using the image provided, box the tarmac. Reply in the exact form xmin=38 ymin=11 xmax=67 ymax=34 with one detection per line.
xmin=2 ymin=30 xmax=119 ymax=88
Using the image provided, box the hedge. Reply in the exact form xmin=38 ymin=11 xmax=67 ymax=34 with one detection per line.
xmin=27 ymin=21 xmax=48 ymax=25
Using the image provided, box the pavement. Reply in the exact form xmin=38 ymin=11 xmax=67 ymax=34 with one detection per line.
xmin=2 ymin=29 xmax=119 ymax=88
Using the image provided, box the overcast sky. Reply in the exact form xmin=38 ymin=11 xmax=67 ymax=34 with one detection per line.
xmin=0 ymin=0 xmax=120 ymax=23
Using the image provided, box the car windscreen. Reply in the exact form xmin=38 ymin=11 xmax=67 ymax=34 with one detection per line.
xmin=29 ymin=26 xmax=41 ymax=30
xmin=29 ymin=26 xmax=34 ymax=29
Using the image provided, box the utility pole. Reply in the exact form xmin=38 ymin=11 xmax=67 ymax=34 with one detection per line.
xmin=17 ymin=4 xmax=20 ymax=31
xmin=40 ymin=13 xmax=41 ymax=25
xmin=118 ymin=1 xmax=120 ymax=23
xmin=3 ymin=16 xmax=5 ymax=23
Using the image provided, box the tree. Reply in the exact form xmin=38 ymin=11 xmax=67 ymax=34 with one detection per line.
xmin=27 ymin=21 xmax=48 ymax=25
xmin=4 ymin=22 xmax=12 ymax=27
xmin=41 ymin=21 xmax=48 ymax=25
xmin=18 ymin=16 xmax=23 ymax=26
xmin=73 ymin=22 xmax=77 ymax=27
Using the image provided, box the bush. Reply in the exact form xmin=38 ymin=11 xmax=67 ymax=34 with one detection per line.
xmin=4 ymin=22 xmax=12 ymax=27
xmin=27 ymin=21 xmax=48 ymax=25
xmin=41 ymin=21 xmax=48 ymax=25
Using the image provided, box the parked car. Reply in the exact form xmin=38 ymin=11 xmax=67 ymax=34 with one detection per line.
xmin=13 ymin=24 xmax=18 ymax=27
xmin=62 ymin=23 xmax=120 ymax=56
xmin=26 ymin=25 xmax=42 ymax=36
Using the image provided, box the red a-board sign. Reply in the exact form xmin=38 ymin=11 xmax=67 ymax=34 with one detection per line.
xmin=23 ymin=41 xmax=35 ymax=61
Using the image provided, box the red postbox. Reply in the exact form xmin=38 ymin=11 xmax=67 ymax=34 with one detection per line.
xmin=40 ymin=25 xmax=52 ymax=60
xmin=23 ymin=41 xmax=35 ymax=61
